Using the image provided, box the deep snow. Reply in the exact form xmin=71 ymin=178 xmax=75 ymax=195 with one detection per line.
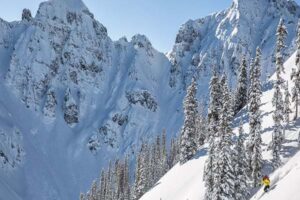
xmin=141 ymin=52 xmax=300 ymax=200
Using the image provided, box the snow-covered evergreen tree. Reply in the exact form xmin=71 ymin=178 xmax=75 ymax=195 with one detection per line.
xmin=105 ymin=162 xmax=113 ymax=200
xmin=168 ymin=137 xmax=179 ymax=168
xmin=272 ymin=81 xmax=284 ymax=167
xmin=160 ymin=130 xmax=168 ymax=176
xmin=133 ymin=143 xmax=148 ymax=200
xmin=196 ymin=101 xmax=207 ymax=148
xmin=234 ymin=56 xmax=248 ymax=114
xmin=63 ymin=88 xmax=79 ymax=125
xmin=80 ymin=193 xmax=86 ymax=200
xmin=207 ymin=70 xmax=220 ymax=139
xmin=272 ymin=19 xmax=287 ymax=167
xmin=275 ymin=18 xmax=287 ymax=77
xmin=154 ymin=135 xmax=162 ymax=179
xmin=204 ymin=70 xmax=220 ymax=200
xmin=248 ymin=58 xmax=254 ymax=90
xmin=211 ymin=70 xmax=222 ymax=124
xmin=291 ymin=20 xmax=300 ymax=120
xmin=251 ymin=126 xmax=263 ymax=187
xmin=43 ymin=88 xmax=57 ymax=118
xmin=212 ymin=76 xmax=235 ymax=200
xmin=291 ymin=70 xmax=300 ymax=120
xmin=204 ymin=135 xmax=216 ymax=200
xmin=100 ymin=170 xmax=107 ymax=200
xmin=148 ymin=144 xmax=156 ymax=187
xmin=89 ymin=181 xmax=98 ymax=200
xmin=123 ymin=156 xmax=131 ymax=200
xmin=179 ymin=78 xmax=198 ymax=164
xmin=232 ymin=122 xmax=249 ymax=200
xmin=284 ymin=82 xmax=292 ymax=123
xmin=86 ymin=193 xmax=91 ymax=200
xmin=115 ymin=160 xmax=123 ymax=200
xmin=247 ymin=48 xmax=263 ymax=187
xmin=83 ymin=157 xmax=132 ymax=200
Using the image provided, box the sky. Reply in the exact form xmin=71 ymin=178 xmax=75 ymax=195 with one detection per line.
xmin=0 ymin=0 xmax=299 ymax=53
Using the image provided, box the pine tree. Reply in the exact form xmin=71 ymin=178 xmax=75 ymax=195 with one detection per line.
xmin=232 ymin=122 xmax=249 ymax=200
xmin=196 ymin=102 xmax=207 ymax=147
xmin=251 ymin=126 xmax=263 ymax=187
xmin=272 ymin=80 xmax=284 ymax=167
xmin=248 ymin=58 xmax=254 ymax=91
xmin=284 ymin=82 xmax=292 ymax=123
xmin=291 ymin=20 xmax=300 ymax=120
xmin=272 ymin=19 xmax=287 ymax=167
xmin=168 ymin=137 xmax=179 ymax=168
xmin=160 ymin=130 xmax=168 ymax=176
xmin=204 ymin=70 xmax=220 ymax=200
xmin=275 ymin=18 xmax=287 ymax=76
xmin=100 ymin=170 xmax=107 ymax=200
xmin=133 ymin=143 xmax=148 ymax=200
xmin=212 ymin=76 xmax=235 ymax=200
xmin=106 ymin=162 xmax=113 ymax=200
xmin=179 ymin=78 xmax=198 ymax=164
xmin=89 ymin=181 xmax=98 ymax=200
xmin=110 ymin=161 xmax=117 ymax=200
xmin=247 ymin=48 xmax=263 ymax=187
xmin=204 ymin=135 xmax=216 ymax=200
xmin=80 ymin=193 xmax=86 ymax=200
xmin=123 ymin=156 xmax=131 ymax=200
xmin=86 ymin=193 xmax=91 ymax=200
xmin=207 ymin=70 xmax=220 ymax=137
xmin=115 ymin=160 xmax=124 ymax=200
xmin=234 ymin=56 xmax=248 ymax=114
xmin=148 ymin=144 xmax=156 ymax=187
xmin=154 ymin=135 xmax=162 ymax=179
xmin=291 ymin=72 xmax=300 ymax=119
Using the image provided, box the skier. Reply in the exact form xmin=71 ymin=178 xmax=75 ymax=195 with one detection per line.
xmin=261 ymin=175 xmax=270 ymax=192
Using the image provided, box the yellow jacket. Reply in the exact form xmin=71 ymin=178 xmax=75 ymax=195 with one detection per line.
xmin=262 ymin=179 xmax=270 ymax=186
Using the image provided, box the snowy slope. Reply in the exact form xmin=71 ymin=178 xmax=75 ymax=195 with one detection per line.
xmin=251 ymin=151 xmax=300 ymax=200
xmin=141 ymin=51 xmax=300 ymax=200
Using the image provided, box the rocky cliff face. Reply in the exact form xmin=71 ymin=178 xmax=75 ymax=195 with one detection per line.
xmin=0 ymin=0 xmax=183 ymax=199
xmin=169 ymin=0 xmax=300 ymax=96
xmin=4 ymin=0 xmax=180 ymax=132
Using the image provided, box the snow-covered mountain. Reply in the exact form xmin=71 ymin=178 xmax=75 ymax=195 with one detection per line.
xmin=169 ymin=0 xmax=300 ymax=97
xmin=141 ymin=49 xmax=300 ymax=200
xmin=0 ymin=0 xmax=184 ymax=199
xmin=1 ymin=0 xmax=300 ymax=199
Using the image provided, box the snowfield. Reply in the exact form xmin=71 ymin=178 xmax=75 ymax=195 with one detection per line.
xmin=141 ymin=52 xmax=300 ymax=200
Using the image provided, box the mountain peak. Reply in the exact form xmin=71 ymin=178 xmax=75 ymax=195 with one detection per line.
xmin=232 ymin=0 xmax=268 ymax=8
xmin=131 ymin=34 xmax=153 ymax=50
xmin=233 ymin=0 xmax=288 ymax=8
xmin=49 ymin=0 xmax=87 ymax=11
xmin=36 ymin=0 xmax=89 ymax=21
